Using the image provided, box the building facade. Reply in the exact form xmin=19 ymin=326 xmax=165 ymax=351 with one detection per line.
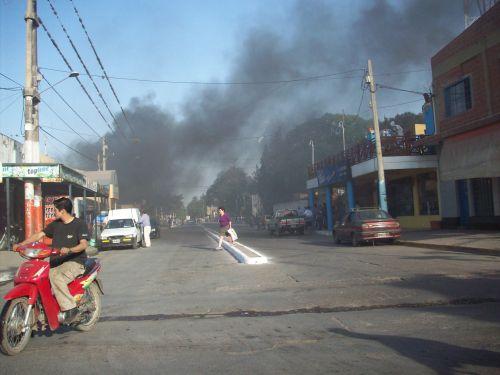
xmin=431 ymin=2 xmax=500 ymax=229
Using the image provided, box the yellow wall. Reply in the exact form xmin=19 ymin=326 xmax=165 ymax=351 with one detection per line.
xmin=397 ymin=215 xmax=441 ymax=229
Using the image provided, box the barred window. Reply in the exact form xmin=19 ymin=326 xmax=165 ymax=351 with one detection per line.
xmin=444 ymin=77 xmax=472 ymax=117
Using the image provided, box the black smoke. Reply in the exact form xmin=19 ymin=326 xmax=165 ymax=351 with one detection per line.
xmin=72 ymin=0 xmax=463 ymax=205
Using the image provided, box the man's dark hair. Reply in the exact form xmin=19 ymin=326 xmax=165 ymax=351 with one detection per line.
xmin=218 ymin=207 xmax=225 ymax=212
xmin=54 ymin=197 xmax=73 ymax=214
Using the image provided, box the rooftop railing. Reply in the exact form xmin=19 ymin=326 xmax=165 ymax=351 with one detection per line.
xmin=308 ymin=136 xmax=436 ymax=178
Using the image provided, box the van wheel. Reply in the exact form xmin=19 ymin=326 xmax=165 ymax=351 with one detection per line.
xmin=132 ymin=238 xmax=139 ymax=249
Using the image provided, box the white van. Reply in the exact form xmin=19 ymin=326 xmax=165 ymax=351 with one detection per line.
xmin=100 ymin=208 xmax=143 ymax=249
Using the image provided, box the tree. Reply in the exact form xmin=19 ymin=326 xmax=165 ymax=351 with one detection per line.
xmin=187 ymin=196 xmax=206 ymax=219
xmin=205 ymin=167 xmax=250 ymax=216
xmin=255 ymin=112 xmax=371 ymax=213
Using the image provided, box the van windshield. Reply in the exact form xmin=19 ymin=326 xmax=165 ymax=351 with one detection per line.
xmin=106 ymin=219 xmax=135 ymax=229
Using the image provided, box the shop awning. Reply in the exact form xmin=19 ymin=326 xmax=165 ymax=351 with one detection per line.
xmin=439 ymin=124 xmax=500 ymax=181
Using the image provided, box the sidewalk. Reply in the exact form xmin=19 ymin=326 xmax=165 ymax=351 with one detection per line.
xmin=397 ymin=229 xmax=500 ymax=255
xmin=0 ymin=246 xmax=99 ymax=285
xmin=316 ymin=228 xmax=500 ymax=254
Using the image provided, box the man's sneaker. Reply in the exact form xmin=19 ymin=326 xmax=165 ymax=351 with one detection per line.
xmin=215 ymin=246 xmax=223 ymax=250
xmin=61 ymin=307 xmax=79 ymax=324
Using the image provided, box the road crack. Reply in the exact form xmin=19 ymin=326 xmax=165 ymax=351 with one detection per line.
xmin=99 ymin=297 xmax=500 ymax=323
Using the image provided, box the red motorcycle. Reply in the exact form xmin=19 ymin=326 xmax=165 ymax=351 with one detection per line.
xmin=0 ymin=242 xmax=103 ymax=355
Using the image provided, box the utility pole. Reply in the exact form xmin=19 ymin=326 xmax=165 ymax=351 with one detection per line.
xmin=309 ymin=139 xmax=315 ymax=165
xmin=366 ymin=59 xmax=388 ymax=212
xmin=102 ymin=136 xmax=108 ymax=171
xmin=24 ymin=0 xmax=43 ymax=237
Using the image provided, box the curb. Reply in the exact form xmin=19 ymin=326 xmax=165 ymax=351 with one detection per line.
xmin=397 ymin=240 xmax=500 ymax=256
xmin=204 ymin=228 xmax=268 ymax=264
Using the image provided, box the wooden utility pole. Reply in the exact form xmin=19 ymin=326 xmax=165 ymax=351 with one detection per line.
xmin=366 ymin=59 xmax=388 ymax=211
xmin=24 ymin=0 xmax=43 ymax=237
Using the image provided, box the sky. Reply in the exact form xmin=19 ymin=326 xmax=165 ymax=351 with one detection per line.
xmin=0 ymin=0 xmax=466 ymax=200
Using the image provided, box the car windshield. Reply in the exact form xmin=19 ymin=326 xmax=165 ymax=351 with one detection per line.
xmin=277 ymin=210 xmax=298 ymax=218
xmin=355 ymin=210 xmax=391 ymax=220
xmin=106 ymin=219 xmax=135 ymax=229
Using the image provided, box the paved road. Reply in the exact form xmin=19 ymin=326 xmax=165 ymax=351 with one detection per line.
xmin=1 ymin=224 xmax=499 ymax=374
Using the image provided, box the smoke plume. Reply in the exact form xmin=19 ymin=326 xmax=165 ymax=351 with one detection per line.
xmin=73 ymin=0 xmax=463 ymax=205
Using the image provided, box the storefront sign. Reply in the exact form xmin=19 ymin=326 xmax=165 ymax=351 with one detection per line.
xmin=316 ymin=164 xmax=349 ymax=186
xmin=306 ymin=178 xmax=319 ymax=189
xmin=60 ymin=165 xmax=85 ymax=186
xmin=2 ymin=164 xmax=60 ymax=179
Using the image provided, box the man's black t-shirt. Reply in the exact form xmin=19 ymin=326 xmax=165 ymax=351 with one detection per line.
xmin=44 ymin=217 xmax=89 ymax=266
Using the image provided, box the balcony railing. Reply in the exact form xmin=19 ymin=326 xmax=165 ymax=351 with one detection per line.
xmin=308 ymin=136 xmax=436 ymax=178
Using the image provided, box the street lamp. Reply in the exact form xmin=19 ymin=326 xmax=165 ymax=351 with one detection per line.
xmin=39 ymin=71 xmax=79 ymax=94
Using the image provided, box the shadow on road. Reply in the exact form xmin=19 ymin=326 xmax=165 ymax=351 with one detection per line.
xmin=388 ymin=271 xmax=500 ymax=323
xmin=329 ymin=328 xmax=500 ymax=375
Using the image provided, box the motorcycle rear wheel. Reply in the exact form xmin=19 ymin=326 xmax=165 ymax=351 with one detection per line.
xmin=75 ymin=282 xmax=101 ymax=332
xmin=0 ymin=297 xmax=33 ymax=355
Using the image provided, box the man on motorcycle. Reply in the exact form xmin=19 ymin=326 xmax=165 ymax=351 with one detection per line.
xmin=13 ymin=197 xmax=89 ymax=324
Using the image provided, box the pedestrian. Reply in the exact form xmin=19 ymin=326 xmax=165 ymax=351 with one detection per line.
xmin=304 ymin=206 xmax=313 ymax=230
xmin=141 ymin=209 xmax=152 ymax=248
xmin=216 ymin=206 xmax=232 ymax=250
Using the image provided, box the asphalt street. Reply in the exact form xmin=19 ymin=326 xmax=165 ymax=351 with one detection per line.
xmin=0 ymin=224 xmax=499 ymax=374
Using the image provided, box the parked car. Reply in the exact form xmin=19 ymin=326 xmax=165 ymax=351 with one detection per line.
xmin=268 ymin=209 xmax=306 ymax=236
xmin=100 ymin=208 xmax=143 ymax=249
xmin=150 ymin=218 xmax=161 ymax=239
xmin=333 ymin=208 xmax=401 ymax=246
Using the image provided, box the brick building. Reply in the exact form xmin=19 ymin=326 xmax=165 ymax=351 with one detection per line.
xmin=431 ymin=2 xmax=500 ymax=229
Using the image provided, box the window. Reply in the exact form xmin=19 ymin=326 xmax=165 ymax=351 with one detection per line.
xmin=471 ymin=178 xmax=494 ymax=217
xmin=444 ymin=77 xmax=472 ymax=117
xmin=418 ymin=172 xmax=439 ymax=215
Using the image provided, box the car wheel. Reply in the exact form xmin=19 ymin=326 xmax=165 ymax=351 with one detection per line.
xmin=351 ymin=233 xmax=359 ymax=247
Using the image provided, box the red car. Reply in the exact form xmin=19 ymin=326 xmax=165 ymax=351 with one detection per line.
xmin=333 ymin=208 xmax=401 ymax=246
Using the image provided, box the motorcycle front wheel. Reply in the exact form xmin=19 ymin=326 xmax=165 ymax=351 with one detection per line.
xmin=0 ymin=297 xmax=33 ymax=355
xmin=75 ymin=282 xmax=101 ymax=332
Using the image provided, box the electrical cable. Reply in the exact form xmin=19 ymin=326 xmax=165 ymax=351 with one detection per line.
xmin=69 ymin=0 xmax=136 ymax=136
xmin=42 ymin=125 xmax=94 ymax=137
xmin=0 ymin=91 xmax=23 ymax=103
xmin=39 ymin=126 xmax=97 ymax=163
xmin=376 ymin=83 xmax=428 ymax=96
xmin=39 ymin=66 xmax=365 ymax=85
xmin=40 ymin=98 xmax=93 ymax=144
xmin=45 ymin=0 xmax=125 ymax=137
xmin=0 ymin=94 xmax=21 ymax=115
xmin=0 ymin=72 xmax=23 ymax=87
xmin=38 ymin=16 xmax=117 ymax=135
xmin=40 ymin=72 xmax=102 ymax=138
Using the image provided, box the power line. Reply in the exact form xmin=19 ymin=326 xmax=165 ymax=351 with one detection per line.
xmin=0 ymin=94 xmax=21 ymax=115
xmin=0 ymin=72 xmax=23 ymax=87
xmin=40 ymin=98 xmax=92 ymax=144
xmin=39 ymin=126 xmax=97 ymax=163
xmin=360 ymin=98 xmax=423 ymax=115
xmin=38 ymin=16 xmax=116 ymax=135
xmin=42 ymin=124 xmax=94 ymax=137
xmin=69 ymin=0 xmax=136 ymax=136
xmin=376 ymin=83 xmax=428 ymax=96
xmin=40 ymin=72 xmax=102 ymax=138
xmin=39 ymin=66 xmax=365 ymax=85
xmin=45 ymin=0 xmax=125 ymax=138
